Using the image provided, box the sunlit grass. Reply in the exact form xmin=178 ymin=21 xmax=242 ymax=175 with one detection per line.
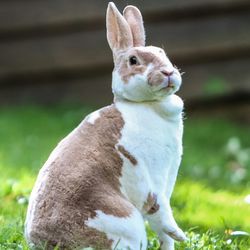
xmin=173 ymin=180 xmax=250 ymax=231
xmin=0 ymin=105 xmax=249 ymax=249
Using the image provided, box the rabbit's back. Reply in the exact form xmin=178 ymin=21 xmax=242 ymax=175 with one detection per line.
xmin=25 ymin=104 xmax=130 ymax=249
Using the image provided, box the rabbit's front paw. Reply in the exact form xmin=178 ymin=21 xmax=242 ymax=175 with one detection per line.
xmin=162 ymin=225 xmax=187 ymax=242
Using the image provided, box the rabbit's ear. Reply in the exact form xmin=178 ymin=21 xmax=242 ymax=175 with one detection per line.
xmin=106 ymin=2 xmax=133 ymax=51
xmin=123 ymin=5 xmax=145 ymax=47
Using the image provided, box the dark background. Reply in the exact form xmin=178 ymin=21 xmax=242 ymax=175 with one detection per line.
xmin=0 ymin=0 xmax=250 ymax=121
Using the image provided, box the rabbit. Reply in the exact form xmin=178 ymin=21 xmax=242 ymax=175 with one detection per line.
xmin=25 ymin=2 xmax=187 ymax=250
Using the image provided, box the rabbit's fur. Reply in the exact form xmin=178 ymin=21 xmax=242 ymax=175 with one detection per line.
xmin=25 ymin=2 xmax=186 ymax=250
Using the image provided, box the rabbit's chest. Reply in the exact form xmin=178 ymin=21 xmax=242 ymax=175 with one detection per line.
xmin=115 ymin=98 xmax=183 ymax=207
xmin=116 ymin=99 xmax=183 ymax=168
xmin=119 ymin=108 xmax=182 ymax=175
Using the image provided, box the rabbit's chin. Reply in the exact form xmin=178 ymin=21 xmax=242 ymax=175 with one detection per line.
xmin=112 ymin=71 xmax=181 ymax=103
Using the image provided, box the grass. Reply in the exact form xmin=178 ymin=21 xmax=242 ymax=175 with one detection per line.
xmin=0 ymin=104 xmax=249 ymax=249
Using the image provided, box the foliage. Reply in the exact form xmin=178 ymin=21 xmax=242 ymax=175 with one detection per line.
xmin=0 ymin=105 xmax=249 ymax=249
xmin=203 ymin=78 xmax=229 ymax=97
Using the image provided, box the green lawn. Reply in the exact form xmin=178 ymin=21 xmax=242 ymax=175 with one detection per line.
xmin=0 ymin=105 xmax=249 ymax=249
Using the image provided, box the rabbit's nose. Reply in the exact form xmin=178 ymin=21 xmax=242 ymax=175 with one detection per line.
xmin=161 ymin=70 xmax=174 ymax=76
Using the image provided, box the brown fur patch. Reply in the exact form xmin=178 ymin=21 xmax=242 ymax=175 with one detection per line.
xmin=136 ymin=50 xmax=165 ymax=68
xmin=26 ymin=105 xmax=134 ymax=250
xmin=148 ymin=70 xmax=165 ymax=87
xmin=117 ymin=49 xmax=165 ymax=84
xmin=117 ymin=55 xmax=147 ymax=83
xmin=117 ymin=145 xmax=137 ymax=166
xmin=143 ymin=192 xmax=160 ymax=214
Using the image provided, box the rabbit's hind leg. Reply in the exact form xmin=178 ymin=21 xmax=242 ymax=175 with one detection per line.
xmin=85 ymin=199 xmax=147 ymax=250
xmin=159 ymin=233 xmax=174 ymax=250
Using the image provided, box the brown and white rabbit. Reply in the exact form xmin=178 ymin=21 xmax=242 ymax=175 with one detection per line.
xmin=25 ymin=2 xmax=187 ymax=250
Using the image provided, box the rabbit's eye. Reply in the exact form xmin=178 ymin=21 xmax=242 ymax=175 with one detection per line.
xmin=129 ymin=56 xmax=138 ymax=65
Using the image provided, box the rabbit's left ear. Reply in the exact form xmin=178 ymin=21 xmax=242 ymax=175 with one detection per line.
xmin=123 ymin=6 xmax=145 ymax=47
xmin=106 ymin=2 xmax=133 ymax=52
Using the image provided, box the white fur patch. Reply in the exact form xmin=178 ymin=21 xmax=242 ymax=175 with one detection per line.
xmin=85 ymin=209 xmax=147 ymax=250
xmin=112 ymin=64 xmax=154 ymax=102
xmin=116 ymin=95 xmax=183 ymax=207
xmin=85 ymin=110 xmax=101 ymax=124
xmin=115 ymin=95 xmax=184 ymax=243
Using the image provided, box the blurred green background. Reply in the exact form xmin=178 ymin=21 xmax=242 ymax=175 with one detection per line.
xmin=0 ymin=106 xmax=249 ymax=249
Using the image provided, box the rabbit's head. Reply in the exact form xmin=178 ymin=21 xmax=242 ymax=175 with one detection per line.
xmin=107 ymin=2 xmax=182 ymax=102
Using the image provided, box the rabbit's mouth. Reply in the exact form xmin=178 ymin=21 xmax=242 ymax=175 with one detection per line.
xmin=157 ymin=76 xmax=176 ymax=92
xmin=157 ymin=71 xmax=182 ymax=94
xmin=165 ymin=77 xmax=175 ymax=89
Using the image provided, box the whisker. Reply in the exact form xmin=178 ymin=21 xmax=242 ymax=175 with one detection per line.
xmin=174 ymin=64 xmax=181 ymax=71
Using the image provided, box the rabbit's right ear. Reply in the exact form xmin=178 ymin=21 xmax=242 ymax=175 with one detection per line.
xmin=106 ymin=2 xmax=133 ymax=52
